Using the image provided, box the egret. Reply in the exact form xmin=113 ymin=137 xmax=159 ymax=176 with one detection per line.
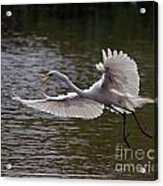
xmin=13 ymin=48 xmax=154 ymax=147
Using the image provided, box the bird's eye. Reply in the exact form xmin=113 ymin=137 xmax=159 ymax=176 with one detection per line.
xmin=48 ymin=73 xmax=53 ymax=77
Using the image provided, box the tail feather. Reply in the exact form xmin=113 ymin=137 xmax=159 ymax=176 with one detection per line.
xmin=137 ymin=97 xmax=154 ymax=107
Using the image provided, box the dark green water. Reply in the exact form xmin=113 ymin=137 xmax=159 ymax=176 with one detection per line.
xmin=1 ymin=2 xmax=157 ymax=180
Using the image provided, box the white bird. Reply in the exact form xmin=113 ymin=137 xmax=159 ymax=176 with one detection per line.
xmin=13 ymin=48 xmax=154 ymax=147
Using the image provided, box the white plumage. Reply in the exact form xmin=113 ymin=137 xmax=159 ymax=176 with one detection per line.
xmin=95 ymin=48 xmax=153 ymax=112
xmin=13 ymin=48 xmax=153 ymax=119
xmin=96 ymin=48 xmax=139 ymax=96
xmin=13 ymin=93 xmax=104 ymax=119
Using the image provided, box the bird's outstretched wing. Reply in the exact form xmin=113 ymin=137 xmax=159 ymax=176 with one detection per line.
xmin=13 ymin=92 xmax=104 ymax=119
xmin=95 ymin=48 xmax=140 ymax=112
xmin=96 ymin=48 xmax=140 ymax=96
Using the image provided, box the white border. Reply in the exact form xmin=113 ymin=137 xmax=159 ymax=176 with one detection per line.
xmin=1 ymin=0 xmax=162 ymax=185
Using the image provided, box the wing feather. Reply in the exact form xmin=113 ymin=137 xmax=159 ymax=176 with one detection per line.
xmin=13 ymin=93 xmax=104 ymax=119
xmin=95 ymin=48 xmax=140 ymax=111
xmin=101 ymin=49 xmax=140 ymax=96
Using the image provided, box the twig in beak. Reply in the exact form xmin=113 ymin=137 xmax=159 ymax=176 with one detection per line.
xmin=41 ymin=76 xmax=49 ymax=86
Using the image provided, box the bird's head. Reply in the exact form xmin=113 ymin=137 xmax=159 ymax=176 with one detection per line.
xmin=41 ymin=70 xmax=67 ymax=85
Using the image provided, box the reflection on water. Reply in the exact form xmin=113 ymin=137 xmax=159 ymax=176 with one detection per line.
xmin=1 ymin=2 xmax=157 ymax=180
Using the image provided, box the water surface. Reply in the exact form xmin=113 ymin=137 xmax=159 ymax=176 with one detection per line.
xmin=1 ymin=2 xmax=157 ymax=180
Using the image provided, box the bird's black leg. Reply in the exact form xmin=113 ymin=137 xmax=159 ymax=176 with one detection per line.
xmin=110 ymin=105 xmax=130 ymax=148
xmin=132 ymin=111 xmax=152 ymax=139
xmin=122 ymin=113 xmax=130 ymax=148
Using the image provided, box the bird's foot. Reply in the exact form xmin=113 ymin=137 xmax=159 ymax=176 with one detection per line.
xmin=124 ymin=137 xmax=131 ymax=148
xmin=142 ymin=130 xmax=153 ymax=139
xmin=123 ymin=133 xmax=131 ymax=148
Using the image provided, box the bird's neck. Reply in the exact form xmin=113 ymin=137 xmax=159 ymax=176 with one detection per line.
xmin=63 ymin=77 xmax=86 ymax=97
